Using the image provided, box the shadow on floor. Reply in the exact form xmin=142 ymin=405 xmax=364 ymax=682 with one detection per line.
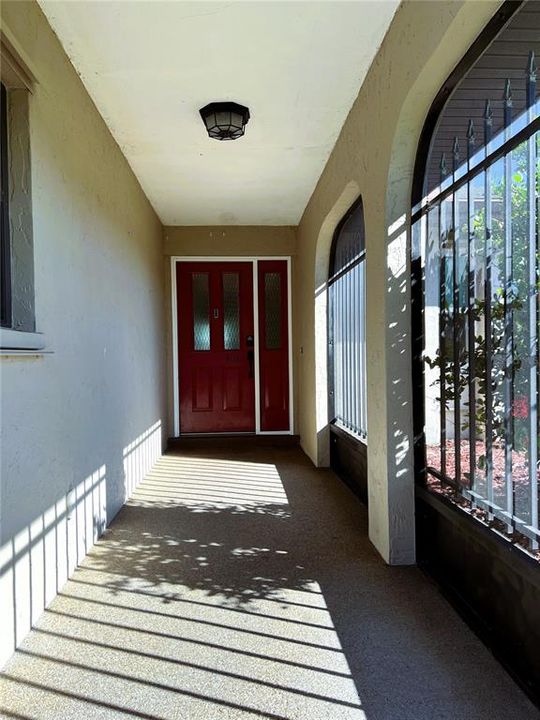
xmin=1 ymin=443 xmax=538 ymax=720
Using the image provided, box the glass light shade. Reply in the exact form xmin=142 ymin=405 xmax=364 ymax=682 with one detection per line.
xmin=199 ymin=102 xmax=250 ymax=141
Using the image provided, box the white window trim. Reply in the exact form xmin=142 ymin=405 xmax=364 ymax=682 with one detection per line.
xmin=0 ymin=328 xmax=47 ymax=353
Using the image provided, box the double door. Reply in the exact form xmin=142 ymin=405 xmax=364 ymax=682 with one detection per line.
xmin=176 ymin=260 xmax=290 ymax=434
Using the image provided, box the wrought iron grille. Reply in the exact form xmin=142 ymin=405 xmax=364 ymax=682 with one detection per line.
xmin=412 ymin=50 xmax=539 ymax=554
xmin=328 ymin=198 xmax=367 ymax=439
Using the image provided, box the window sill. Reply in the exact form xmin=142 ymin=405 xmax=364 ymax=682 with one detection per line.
xmin=0 ymin=327 xmax=49 ymax=354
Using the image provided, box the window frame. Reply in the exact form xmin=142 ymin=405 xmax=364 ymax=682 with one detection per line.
xmin=0 ymin=31 xmax=45 ymax=353
xmin=410 ymin=0 xmax=539 ymax=554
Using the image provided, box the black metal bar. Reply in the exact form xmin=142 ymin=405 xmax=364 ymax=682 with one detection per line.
xmin=412 ymin=116 xmax=540 ymax=224
xmin=452 ymin=137 xmax=460 ymax=173
xmin=484 ymin=99 xmax=494 ymax=513
xmin=0 ymin=82 xmax=11 ymax=328
xmin=484 ymin=100 xmax=493 ymax=146
xmin=411 ymin=213 xmax=426 ymax=485
xmin=327 ymin=278 xmax=335 ymax=426
xmin=503 ymin=79 xmax=513 ymax=128
xmin=537 ymin=129 xmax=540 ymax=545
xmin=440 ymin=200 xmax=447 ymax=481
xmin=346 ymin=271 xmax=352 ymax=431
xmin=503 ymin=80 xmax=514 ymax=532
xmin=350 ymin=269 xmax=356 ymax=431
xmin=451 ymin=141 xmax=462 ymax=487
xmin=341 ymin=276 xmax=346 ymax=428
xmin=467 ymin=125 xmax=476 ymax=492
xmin=361 ymin=260 xmax=367 ymax=435
xmin=526 ymin=50 xmax=536 ymax=109
xmin=440 ymin=153 xmax=448 ymax=184
xmin=339 ymin=273 xmax=345 ymax=428
xmin=353 ymin=259 xmax=359 ymax=433
xmin=526 ymin=51 xmax=538 ymax=544
xmin=467 ymin=119 xmax=475 ymax=162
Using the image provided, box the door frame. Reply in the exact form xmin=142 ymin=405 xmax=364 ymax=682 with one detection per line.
xmin=170 ymin=256 xmax=293 ymax=437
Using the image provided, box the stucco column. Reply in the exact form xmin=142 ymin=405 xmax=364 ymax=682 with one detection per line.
xmin=365 ymin=210 xmax=415 ymax=565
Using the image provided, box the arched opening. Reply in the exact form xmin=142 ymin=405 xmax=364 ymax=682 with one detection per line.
xmin=308 ymin=180 xmax=360 ymax=469
xmin=327 ymin=196 xmax=368 ymax=501
xmin=411 ymin=0 xmax=540 ymax=696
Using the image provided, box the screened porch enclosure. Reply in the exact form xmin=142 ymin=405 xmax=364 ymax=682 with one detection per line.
xmin=327 ymin=198 xmax=368 ymax=501
xmin=413 ymin=9 xmax=540 ymax=557
xmin=328 ymin=198 xmax=367 ymax=440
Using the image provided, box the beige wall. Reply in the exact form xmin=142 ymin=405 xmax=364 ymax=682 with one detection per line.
xmin=295 ymin=0 xmax=501 ymax=564
xmin=163 ymin=225 xmax=298 ymax=436
xmin=164 ymin=225 xmax=296 ymax=258
xmin=0 ymin=1 xmax=166 ymax=666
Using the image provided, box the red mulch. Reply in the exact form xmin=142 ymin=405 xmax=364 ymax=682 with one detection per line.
xmin=425 ymin=440 xmax=539 ymax=561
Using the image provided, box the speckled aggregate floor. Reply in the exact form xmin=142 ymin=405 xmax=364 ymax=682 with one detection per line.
xmin=1 ymin=442 xmax=538 ymax=720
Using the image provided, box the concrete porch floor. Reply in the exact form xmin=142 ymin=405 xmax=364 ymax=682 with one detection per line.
xmin=1 ymin=443 xmax=538 ymax=720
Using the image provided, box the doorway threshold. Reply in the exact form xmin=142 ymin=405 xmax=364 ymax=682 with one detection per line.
xmin=168 ymin=434 xmax=300 ymax=451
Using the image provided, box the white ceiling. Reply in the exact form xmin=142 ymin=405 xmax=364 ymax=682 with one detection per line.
xmin=38 ymin=1 xmax=399 ymax=226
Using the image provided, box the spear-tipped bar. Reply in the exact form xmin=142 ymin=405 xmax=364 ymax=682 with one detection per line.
xmin=503 ymin=79 xmax=513 ymax=127
xmin=526 ymin=50 xmax=537 ymax=109
xmin=484 ymin=99 xmax=493 ymax=145
xmin=466 ymin=119 xmax=475 ymax=160
xmin=452 ymin=137 xmax=460 ymax=173
xmin=440 ymin=152 xmax=448 ymax=182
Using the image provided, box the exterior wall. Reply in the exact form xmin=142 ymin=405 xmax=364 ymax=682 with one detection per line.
xmin=0 ymin=1 xmax=166 ymax=667
xmin=163 ymin=225 xmax=298 ymax=436
xmin=295 ymin=0 xmax=501 ymax=564
xmin=164 ymin=225 xmax=296 ymax=258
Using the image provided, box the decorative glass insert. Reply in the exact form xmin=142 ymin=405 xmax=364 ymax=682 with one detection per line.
xmin=192 ymin=273 xmax=210 ymax=351
xmin=223 ymin=272 xmax=240 ymax=350
xmin=264 ymin=272 xmax=281 ymax=350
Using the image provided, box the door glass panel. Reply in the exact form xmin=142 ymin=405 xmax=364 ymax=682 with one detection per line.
xmin=192 ymin=272 xmax=210 ymax=351
xmin=223 ymin=272 xmax=240 ymax=350
xmin=264 ymin=272 xmax=281 ymax=350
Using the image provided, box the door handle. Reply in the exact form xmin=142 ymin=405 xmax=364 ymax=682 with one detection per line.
xmin=247 ymin=349 xmax=254 ymax=378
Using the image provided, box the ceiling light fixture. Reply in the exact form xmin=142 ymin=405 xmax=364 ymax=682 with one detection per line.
xmin=199 ymin=102 xmax=250 ymax=141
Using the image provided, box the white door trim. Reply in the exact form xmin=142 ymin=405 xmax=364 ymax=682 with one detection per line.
xmin=170 ymin=256 xmax=293 ymax=437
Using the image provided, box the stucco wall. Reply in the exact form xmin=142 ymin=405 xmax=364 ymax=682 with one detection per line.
xmin=164 ymin=225 xmax=296 ymax=258
xmin=163 ymin=225 xmax=299 ymax=436
xmin=295 ymin=0 xmax=501 ymax=564
xmin=0 ymin=1 xmax=166 ymax=667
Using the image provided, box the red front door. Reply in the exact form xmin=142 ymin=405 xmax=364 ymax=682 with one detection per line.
xmin=177 ymin=262 xmax=255 ymax=433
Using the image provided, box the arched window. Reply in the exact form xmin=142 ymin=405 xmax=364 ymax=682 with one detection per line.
xmin=412 ymin=0 xmax=540 ymax=556
xmin=328 ymin=197 xmax=367 ymax=440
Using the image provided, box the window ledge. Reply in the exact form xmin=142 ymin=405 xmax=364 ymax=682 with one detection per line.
xmin=0 ymin=328 xmax=48 ymax=354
